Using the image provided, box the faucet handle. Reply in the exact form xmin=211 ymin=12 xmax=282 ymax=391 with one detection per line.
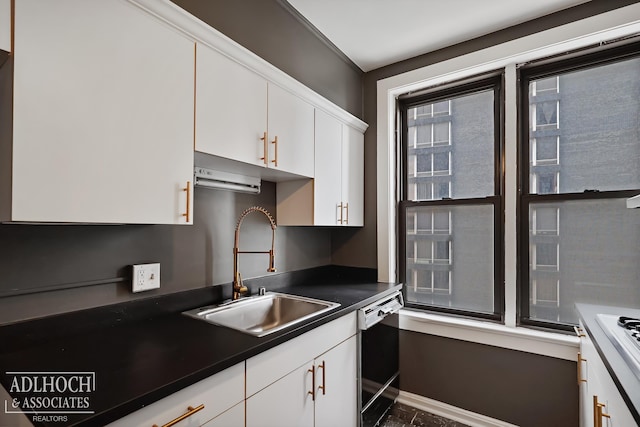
xmin=267 ymin=250 xmax=277 ymax=273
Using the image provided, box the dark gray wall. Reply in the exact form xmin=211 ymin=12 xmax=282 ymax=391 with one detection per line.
xmin=0 ymin=183 xmax=331 ymax=324
xmin=0 ymin=0 xmax=362 ymax=325
xmin=170 ymin=0 xmax=364 ymax=119
xmin=400 ymin=330 xmax=579 ymax=427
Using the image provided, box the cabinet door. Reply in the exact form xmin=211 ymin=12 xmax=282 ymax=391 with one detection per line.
xmin=314 ymin=335 xmax=358 ymax=427
xmin=579 ymin=324 xmax=636 ymax=427
xmin=107 ymin=362 xmax=245 ymax=427
xmin=268 ymin=83 xmax=314 ymax=177
xmin=342 ymin=125 xmax=364 ymax=227
xmin=246 ymin=362 xmax=315 ymax=427
xmin=314 ymin=109 xmax=343 ymax=225
xmin=203 ymin=402 xmax=244 ymax=427
xmin=0 ymin=0 xmax=9 ymax=52
xmin=11 ymin=0 xmax=194 ymax=224
xmin=195 ymin=43 xmax=268 ymax=167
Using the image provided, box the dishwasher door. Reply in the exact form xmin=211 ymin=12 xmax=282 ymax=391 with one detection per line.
xmin=359 ymin=291 xmax=403 ymax=427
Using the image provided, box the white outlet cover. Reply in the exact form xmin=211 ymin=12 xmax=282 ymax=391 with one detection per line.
xmin=132 ymin=263 xmax=161 ymax=293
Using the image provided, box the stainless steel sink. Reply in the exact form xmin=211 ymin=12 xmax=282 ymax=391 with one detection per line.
xmin=183 ymin=292 xmax=340 ymax=337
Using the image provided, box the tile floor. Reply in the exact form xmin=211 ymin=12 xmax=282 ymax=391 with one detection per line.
xmin=379 ymin=403 xmax=470 ymax=427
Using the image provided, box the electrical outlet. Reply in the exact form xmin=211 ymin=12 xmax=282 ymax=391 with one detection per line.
xmin=132 ymin=263 xmax=160 ymax=293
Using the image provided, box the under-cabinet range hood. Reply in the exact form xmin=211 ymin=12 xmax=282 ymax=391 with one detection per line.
xmin=627 ymin=194 xmax=640 ymax=209
xmin=194 ymin=167 xmax=261 ymax=194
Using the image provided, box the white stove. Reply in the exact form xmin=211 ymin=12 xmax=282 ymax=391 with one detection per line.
xmin=596 ymin=313 xmax=640 ymax=380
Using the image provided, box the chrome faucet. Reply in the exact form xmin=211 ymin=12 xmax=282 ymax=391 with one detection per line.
xmin=232 ymin=206 xmax=277 ymax=300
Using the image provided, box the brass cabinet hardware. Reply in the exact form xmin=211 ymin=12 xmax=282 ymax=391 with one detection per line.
xmin=577 ymin=352 xmax=587 ymax=385
xmin=271 ymin=135 xmax=278 ymax=167
xmin=260 ymin=132 xmax=268 ymax=165
xmin=337 ymin=203 xmax=343 ymax=224
xmin=152 ymin=404 xmax=204 ymax=427
xmin=182 ymin=181 xmax=191 ymax=222
xmin=344 ymin=203 xmax=349 ymax=225
xmin=574 ymin=326 xmax=586 ymax=338
xmin=593 ymin=396 xmax=611 ymax=427
xmin=318 ymin=361 xmax=326 ymax=395
xmin=308 ymin=365 xmax=315 ymax=401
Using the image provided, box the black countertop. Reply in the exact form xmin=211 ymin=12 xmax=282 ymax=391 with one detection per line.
xmin=576 ymin=303 xmax=640 ymax=424
xmin=0 ymin=266 xmax=401 ymax=427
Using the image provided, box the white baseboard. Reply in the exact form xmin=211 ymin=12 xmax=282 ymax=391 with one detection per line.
xmin=397 ymin=391 xmax=519 ymax=427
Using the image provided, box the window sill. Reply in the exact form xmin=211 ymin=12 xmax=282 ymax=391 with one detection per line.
xmin=400 ymin=308 xmax=579 ymax=361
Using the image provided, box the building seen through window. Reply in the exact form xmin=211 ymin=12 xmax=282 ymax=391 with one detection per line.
xmin=524 ymin=54 xmax=640 ymax=326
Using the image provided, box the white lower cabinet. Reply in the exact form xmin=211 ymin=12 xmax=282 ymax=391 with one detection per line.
xmin=246 ymin=312 xmax=358 ymax=427
xmin=577 ymin=323 xmax=636 ymax=427
xmin=246 ymin=335 xmax=357 ymax=427
xmin=106 ymin=362 xmax=244 ymax=427
xmin=246 ymin=362 xmax=314 ymax=427
xmin=202 ymin=401 xmax=244 ymax=427
xmin=314 ymin=335 xmax=358 ymax=427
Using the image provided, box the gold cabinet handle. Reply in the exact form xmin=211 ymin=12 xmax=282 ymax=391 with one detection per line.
xmin=260 ymin=132 xmax=268 ymax=165
xmin=152 ymin=404 xmax=204 ymax=427
xmin=337 ymin=203 xmax=343 ymax=224
xmin=271 ymin=136 xmax=278 ymax=167
xmin=577 ymin=352 xmax=587 ymax=385
xmin=308 ymin=365 xmax=315 ymax=401
xmin=182 ymin=181 xmax=191 ymax=222
xmin=593 ymin=396 xmax=611 ymax=427
xmin=344 ymin=203 xmax=349 ymax=225
xmin=318 ymin=360 xmax=326 ymax=395
xmin=574 ymin=326 xmax=586 ymax=338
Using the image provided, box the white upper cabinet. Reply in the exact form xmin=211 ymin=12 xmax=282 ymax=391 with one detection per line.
xmin=195 ymin=43 xmax=268 ymax=168
xmin=313 ymin=109 xmax=343 ymax=225
xmin=267 ymin=83 xmax=315 ymax=178
xmin=277 ymin=110 xmax=364 ymax=226
xmin=5 ymin=0 xmax=195 ymax=224
xmin=341 ymin=124 xmax=364 ymax=227
xmin=0 ymin=0 xmax=9 ymax=52
xmin=195 ymin=46 xmax=314 ymax=179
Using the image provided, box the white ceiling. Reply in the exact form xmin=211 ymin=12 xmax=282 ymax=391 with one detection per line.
xmin=286 ymin=0 xmax=592 ymax=72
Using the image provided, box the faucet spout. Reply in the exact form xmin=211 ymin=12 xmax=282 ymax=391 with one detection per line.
xmin=232 ymin=206 xmax=277 ymax=300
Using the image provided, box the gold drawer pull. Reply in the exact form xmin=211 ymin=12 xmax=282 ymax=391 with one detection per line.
xmin=344 ymin=203 xmax=349 ymax=225
xmin=318 ymin=360 xmax=326 ymax=395
xmin=182 ymin=181 xmax=191 ymax=223
xmin=271 ymin=135 xmax=279 ymax=167
xmin=337 ymin=203 xmax=343 ymax=224
xmin=260 ymin=132 xmax=268 ymax=165
xmin=153 ymin=404 xmax=204 ymax=427
xmin=577 ymin=352 xmax=587 ymax=385
xmin=574 ymin=326 xmax=586 ymax=338
xmin=593 ymin=396 xmax=611 ymax=427
xmin=308 ymin=365 xmax=315 ymax=401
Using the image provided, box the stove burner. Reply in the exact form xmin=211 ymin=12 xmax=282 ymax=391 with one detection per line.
xmin=618 ymin=316 xmax=640 ymax=329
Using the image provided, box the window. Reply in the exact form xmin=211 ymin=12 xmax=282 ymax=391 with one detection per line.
xmin=400 ymin=74 xmax=503 ymax=320
xmin=520 ymin=44 xmax=640 ymax=328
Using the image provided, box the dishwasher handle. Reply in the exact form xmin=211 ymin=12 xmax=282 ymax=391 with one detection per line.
xmin=358 ymin=291 xmax=404 ymax=330
xmin=378 ymin=307 xmax=395 ymax=317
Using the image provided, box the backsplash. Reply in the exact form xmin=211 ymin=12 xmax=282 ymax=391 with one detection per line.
xmin=0 ymin=181 xmax=332 ymax=325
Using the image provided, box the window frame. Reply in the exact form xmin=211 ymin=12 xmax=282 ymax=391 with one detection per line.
xmin=517 ymin=40 xmax=640 ymax=331
xmin=398 ymin=72 xmax=506 ymax=322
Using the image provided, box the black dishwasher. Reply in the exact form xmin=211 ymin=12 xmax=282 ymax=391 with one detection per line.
xmin=358 ymin=290 xmax=404 ymax=427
